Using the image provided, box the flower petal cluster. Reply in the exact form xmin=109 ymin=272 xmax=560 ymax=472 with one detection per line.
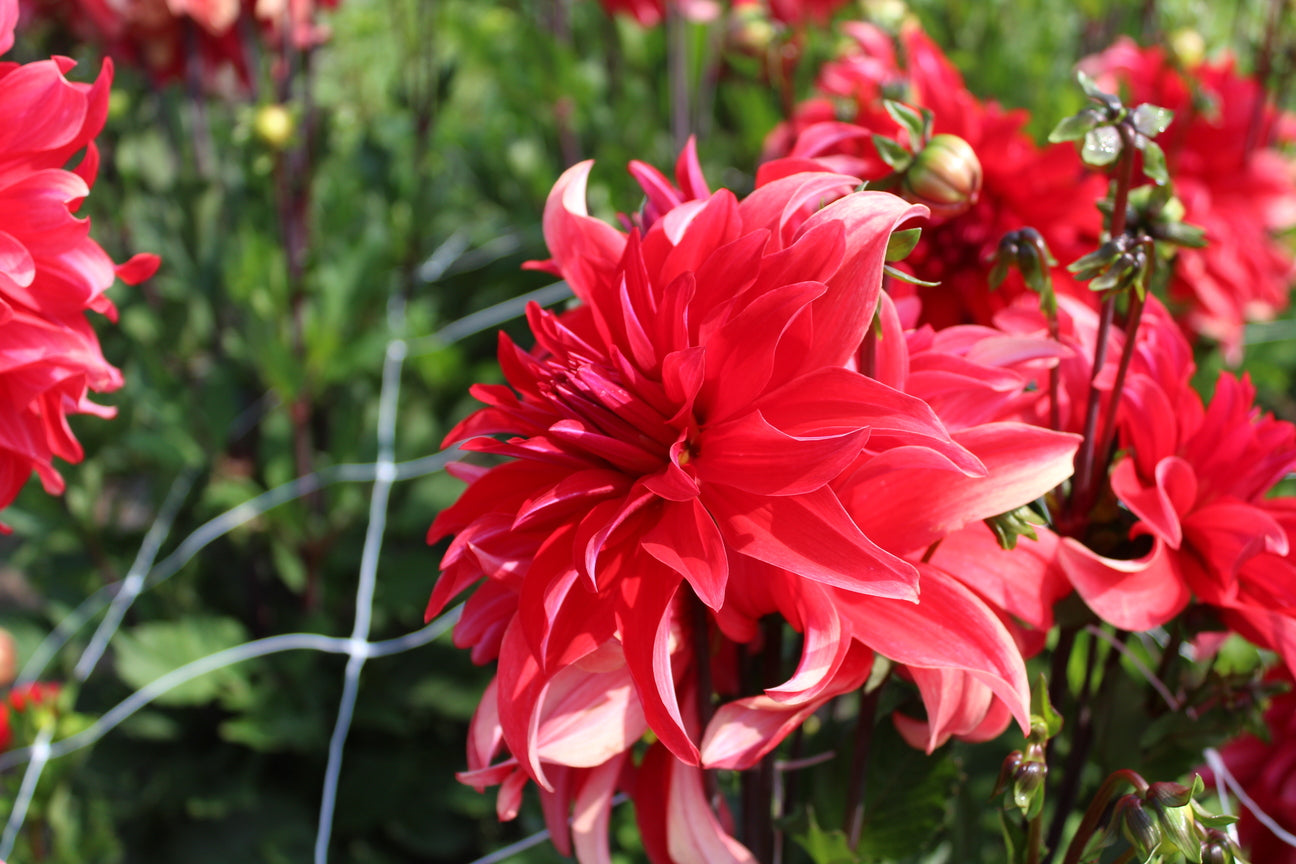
xmin=0 ymin=682 xmax=60 ymax=752
xmin=33 ymin=0 xmax=334 ymax=89
xmin=1082 ymin=38 xmax=1296 ymax=357
xmin=0 ymin=0 xmax=158 ymax=520
xmin=763 ymin=20 xmax=1104 ymax=328
xmin=427 ymin=147 xmax=1081 ymax=860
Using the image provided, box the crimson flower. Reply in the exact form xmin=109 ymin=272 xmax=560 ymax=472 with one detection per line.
xmin=763 ymin=20 xmax=1103 ymax=329
xmin=427 ymin=143 xmax=1085 ymax=862
xmin=1082 ymin=38 xmax=1296 ymax=357
xmin=0 ymin=0 xmax=158 ymax=521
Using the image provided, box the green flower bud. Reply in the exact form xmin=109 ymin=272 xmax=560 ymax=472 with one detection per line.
xmin=1115 ymin=795 xmax=1161 ymax=862
xmin=1147 ymin=779 xmax=1203 ymax=863
xmin=902 ymin=133 xmax=982 ymax=219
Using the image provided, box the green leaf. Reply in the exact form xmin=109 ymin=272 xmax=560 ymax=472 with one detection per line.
xmin=1131 ymin=103 xmax=1174 ymax=138
xmin=1141 ymin=140 xmax=1170 ymax=185
xmin=1081 ymin=126 xmax=1122 ymax=167
xmin=871 ymin=134 xmax=912 ymax=172
xmin=885 ymin=227 xmax=922 ymax=262
xmin=1156 ymin=220 xmax=1207 ymax=248
xmin=114 ymin=617 xmax=252 ymax=707
xmin=884 ymin=264 xmax=939 ymax=287
xmin=796 ymin=809 xmax=859 ymax=864
xmin=852 ymin=727 xmax=962 ymax=860
xmin=883 ymin=100 xmax=929 ymax=145
xmin=1048 ymin=108 xmax=1101 ymax=143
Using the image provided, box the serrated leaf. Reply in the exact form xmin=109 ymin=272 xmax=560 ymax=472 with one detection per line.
xmin=853 ymin=725 xmax=962 ymax=860
xmin=883 ymin=100 xmax=928 ymax=146
xmin=1141 ymin=140 xmax=1169 ymax=185
xmin=114 ymin=616 xmax=251 ymax=707
xmin=796 ymin=809 xmax=859 ymax=864
xmin=885 ymin=227 xmax=922 ymax=262
xmin=1049 ymin=108 xmax=1101 ymax=143
xmin=871 ymin=134 xmax=912 ymax=172
xmin=1081 ymin=126 xmax=1122 ymax=167
xmin=1132 ymin=103 xmax=1174 ymax=137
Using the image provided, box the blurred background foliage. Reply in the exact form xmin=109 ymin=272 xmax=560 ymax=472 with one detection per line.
xmin=0 ymin=0 xmax=1292 ymax=861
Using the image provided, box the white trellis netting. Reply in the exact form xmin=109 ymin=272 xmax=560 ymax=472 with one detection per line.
xmin=2 ymin=233 xmax=1294 ymax=862
xmin=0 ymin=235 xmax=574 ymax=864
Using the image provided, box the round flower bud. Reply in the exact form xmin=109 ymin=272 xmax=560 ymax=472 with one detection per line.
xmin=254 ymin=104 xmax=296 ymax=150
xmin=902 ymin=133 xmax=982 ymax=219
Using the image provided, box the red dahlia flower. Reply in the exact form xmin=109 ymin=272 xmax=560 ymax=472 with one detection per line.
xmin=764 ymin=20 xmax=1103 ymax=328
xmin=0 ymin=3 xmax=158 ymax=520
xmin=428 ymin=146 xmax=1082 ymax=860
xmin=1082 ymin=38 xmax=1296 ymax=357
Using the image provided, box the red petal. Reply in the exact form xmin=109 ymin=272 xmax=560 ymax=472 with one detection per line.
xmin=706 ymin=484 xmax=919 ymax=600
xmin=642 ymin=497 xmax=730 ymax=610
xmin=1058 ymin=535 xmax=1189 ymax=630
xmin=696 ymin=409 xmax=869 ymax=497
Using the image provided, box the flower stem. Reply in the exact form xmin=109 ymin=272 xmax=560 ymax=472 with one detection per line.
xmin=845 ymin=685 xmax=882 ymax=848
xmin=1064 ymin=123 xmax=1136 ymax=532
xmin=691 ymin=596 xmax=718 ymax=805
xmin=1089 ymin=290 xmax=1147 ymax=490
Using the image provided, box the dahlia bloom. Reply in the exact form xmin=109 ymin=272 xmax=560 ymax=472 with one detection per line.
xmin=428 ymin=147 xmax=1081 ymax=859
xmin=0 ymin=1 xmax=158 ymax=519
xmin=764 ymin=20 xmax=1103 ymax=328
xmin=1000 ymin=287 xmax=1296 ymax=668
xmin=1205 ymin=667 xmax=1296 ymax=864
xmin=1082 ymin=38 xmax=1296 ymax=357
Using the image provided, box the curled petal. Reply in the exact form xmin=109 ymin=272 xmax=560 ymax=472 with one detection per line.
xmin=1058 ymin=535 xmax=1189 ymax=631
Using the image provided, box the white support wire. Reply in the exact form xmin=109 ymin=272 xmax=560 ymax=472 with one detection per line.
xmin=0 ymin=607 xmax=462 ymax=777
xmin=1 ymin=238 xmax=564 ymax=860
xmin=314 ymin=294 xmax=407 ymax=864
xmin=408 ymin=279 xmax=573 ymax=355
xmin=1203 ymin=746 xmax=1296 ymax=850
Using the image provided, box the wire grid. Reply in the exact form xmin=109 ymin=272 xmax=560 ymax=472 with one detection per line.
xmin=0 ymin=239 xmax=574 ymax=863
xmin=4 ymin=247 xmax=1295 ymax=862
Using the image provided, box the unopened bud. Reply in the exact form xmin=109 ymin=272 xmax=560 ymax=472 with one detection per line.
xmin=0 ymin=628 xmax=14 ymax=686
xmin=254 ymin=104 xmax=296 ymax=150
xmin=902 ymin=133 xmax=982 ymax=219
xmin=1147 ymin=778 xmax=1203 ymax=862
xmin=1115 ymin=795 xmax=1161 ymax=861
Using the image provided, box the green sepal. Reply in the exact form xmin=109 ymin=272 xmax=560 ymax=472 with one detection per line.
xmin=1141 ymin=139 xmax=1169 ymax=185
xmin=884 ymin=264 xmax=939 ymax=287
xmin=872 ymin=134 xmax=912 ymax=172
xmin=1132 ymin=103 xmax=1174 ymax=138
xmin=883 ymin=99 xmax=931 ymax=145
xmin=1030 ymin=673 xmax=1064 ymax=740
xmin=1081 ymin=125 xmax=1122 ymax=167
xmin=1048 ymin=107 xmax=1103 ymax=143
xmin=1076 ymin=69 xmax=1123 ymax=111
xmin=885 ymin=227 xmax=922 ymax=262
